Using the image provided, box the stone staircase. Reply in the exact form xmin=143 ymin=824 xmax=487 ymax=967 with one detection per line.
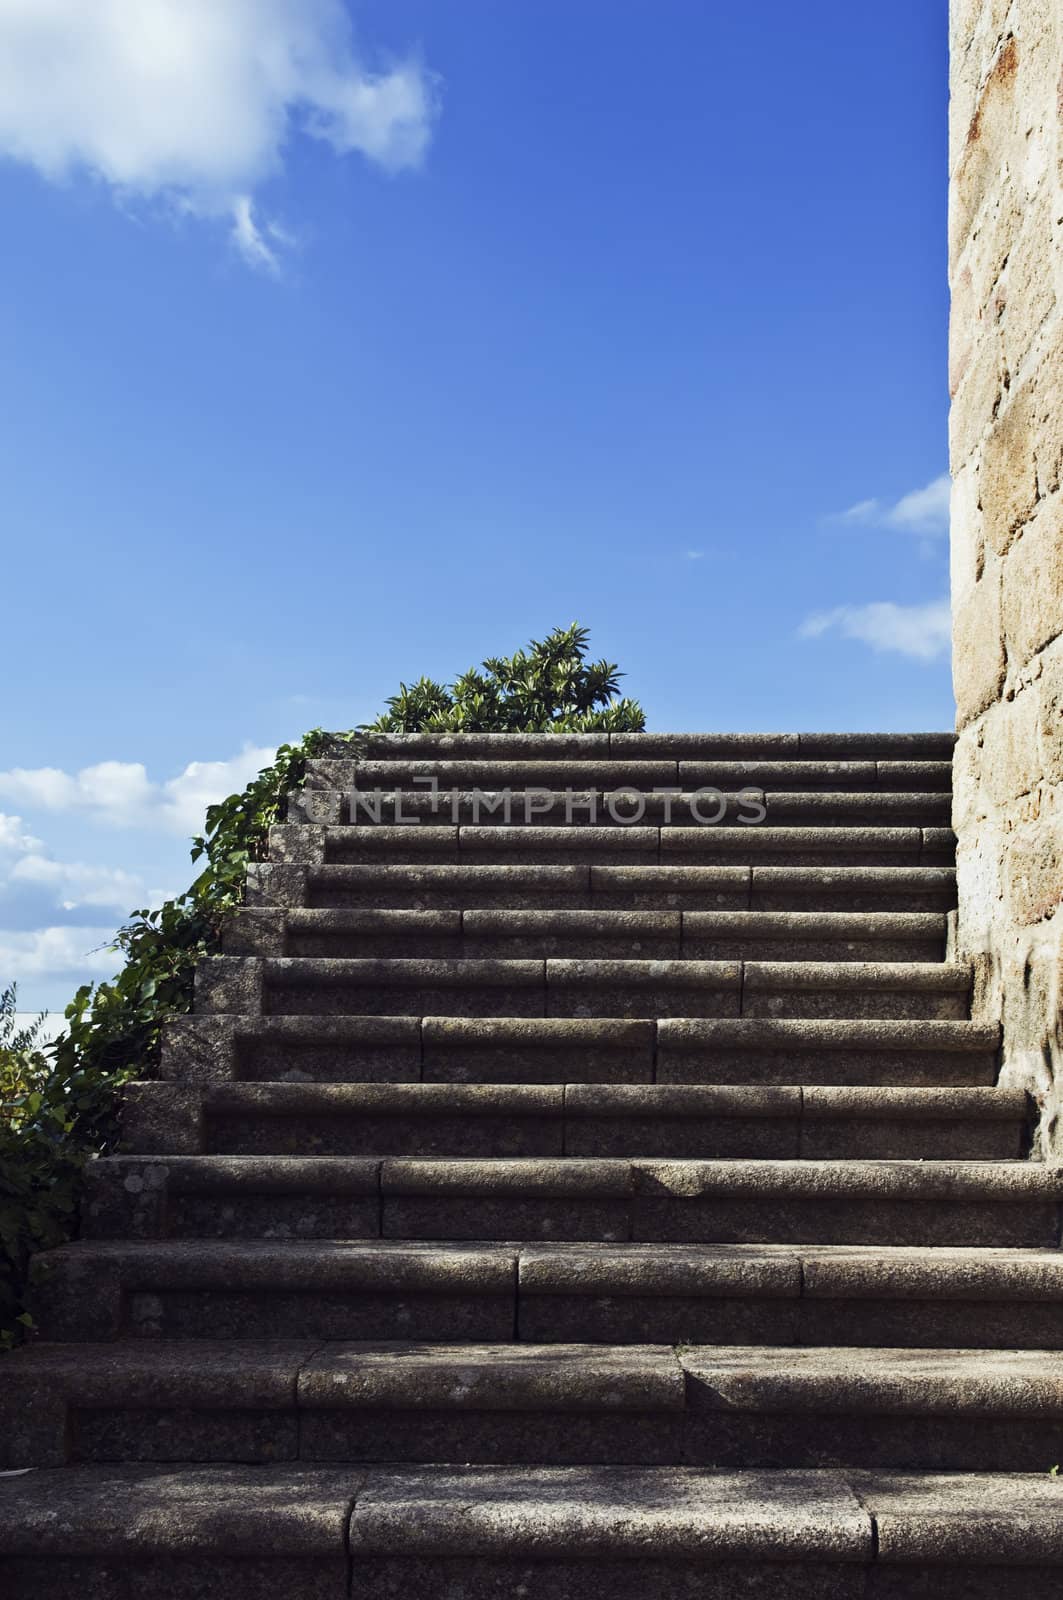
xmin=4 ymin=730 xmax=1063 ymax=1598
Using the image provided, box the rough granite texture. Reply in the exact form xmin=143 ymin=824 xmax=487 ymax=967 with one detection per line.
xmin=7 ymin=697 xmax=1063 ymax=1574
xmin=950 ymin=0 xmax=1063 ymax=1154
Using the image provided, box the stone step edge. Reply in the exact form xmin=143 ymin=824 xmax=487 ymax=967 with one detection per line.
xmin=288 ymin=787 xmax=954 ymax=825
xmin=10 ymin=1341 xmax=1063 ymax=1470
xmin=307 ymin=758 xmax=954 ymax=790
xmin=335 ymin=730 xmax=957 ymax=757
xmin=221 ymin=906 xmax=949 ymax=956
xmin=268 ymin=823 xmax=957 ymax=867
xmin=251 ymin=862 xmax=958 ymax=889
xmin=34 ymin=1237 xmax=1063 ymax=1299
xmin=158 ymin=1014 xmax=1001 ymax=1086
xmin=121 ymin=1080 xmax=1028 ymax=1155
xmin=5 ymin=1462 xmax=1063 ymax=1571
xmin=86 ymin=1154 xmax=1061 ymax=1201
xmin=193 ymin=955 xmax=973 ymax=1015
xmin=286 ymin=790 xmax=955 ymax=829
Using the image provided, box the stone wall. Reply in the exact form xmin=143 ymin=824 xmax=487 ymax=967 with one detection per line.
xmin=950 ymin=0 xmax=1063 ymax=1152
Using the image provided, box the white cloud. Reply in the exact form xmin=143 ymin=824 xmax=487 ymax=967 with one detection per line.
xmin=0 ymin=813 xmax=42 ymax=854
xmin=0 ymin=0 xmax=439 ymax=270
xmin=9 ymin=855 xmax=146 ymax=912
xmin=0 ymin=744 xmax=275 ymax=835
xmin=798 ymin=599 xmax=952 ymax=662
xmin=0 ymin=926 xmax=120 ymax=982
xmin=885 ymin=475 xmax=952 ymax=534
xmin=683 ymin=550 xmax=705 ymax=561
xmin=160 ymin=746 xmax=278 ymax=834
xmin=833 ymin=474 xmax=951 ymax=537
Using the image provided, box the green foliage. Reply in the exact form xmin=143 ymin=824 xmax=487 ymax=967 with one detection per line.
xmin=369 ymin=623 xmax=645 ymax=733
xmin=0 ymin=729 xmax=364 ymax=1348
xmin=0 ymin=622 xmax=641 ymax=1348
xmin=1 ymin=983 xmax=103 ymax=1348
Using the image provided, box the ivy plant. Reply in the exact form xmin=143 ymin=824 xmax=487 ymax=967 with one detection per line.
xmin=0 ymin=623 xmax=643 ymax=1346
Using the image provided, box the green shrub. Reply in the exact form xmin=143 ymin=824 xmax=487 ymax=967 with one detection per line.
xmin=0 ymin=623 xmax=643 ymax=1347
xmin=369 ymin=623 xmax=645 ymax=733
xmin=0 ymin=727 xmax=361 ymax=1348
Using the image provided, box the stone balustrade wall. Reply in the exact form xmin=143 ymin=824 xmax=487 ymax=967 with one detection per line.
xmin=950 ymin=0 xmax=1063 ymax=1150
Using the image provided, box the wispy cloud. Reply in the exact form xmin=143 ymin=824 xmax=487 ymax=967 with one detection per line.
xmin=0 ymin=0 xmax=440 ymax=271
xmin=831 ymin=474 xmax=951 ymax=537
xmin=798 ymin=599 xmax=952 ymax=662
xmin=0 ymin=745 xmax=276 ymax=836
xmin=0 ymin=814 xmax=42 ymax=855
xmin=0 ymin=805 xmax=170 ymax=924
xmin=7 ymin=855 xmax=149 ymax=913
xmin=0 ymin=926 xmax=122 ymax=984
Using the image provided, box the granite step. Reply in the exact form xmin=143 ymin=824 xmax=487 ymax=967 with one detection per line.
xmin=195 ymin=955 xmax=972 ymax=1021
xmin=338 ymin=730 xmax=956 ymax=759
xmin=221 ymin=907 xmax=947 ymax=963
xmin=518 ymin=1241 xmax=1063 ymax=1347
xmin=7 ymin=1461 xmax=1063 ymax=1600
xmin=12 ymin=1458 xmax=1063 ymax=1600
xmin=0 ymin=1340 xmax=684 ymax=1469
xmin=290 ymin=787 xmax=953 ymax=831
xmin=29 ymin=1238 xmax=520 ymax=1342
xmin=28 ymin=1238 xmax=1063 ymax=1348
xmin=122 ymin=1080 xmax=1028 ymax=1161
xmin=248 ymin=862 xmax=958 ymax=913
xmin=5 ymin=1340 xmax=1063 ymax=1473
xmin=306 ymin=756 xmax=954 ymax=793
xmin=269 ymin=822 xmax=956 ymax=868
xmin=374 ymin=1157 xmax=1062 ymax=1248
xmin=159 ymin=1013 xmax=1000 ymax=1088
xmin=654 ymin=1018 xmax=1000 ymax=1086
xmin=76 ymin=1155 xmax=1063 ymax=1248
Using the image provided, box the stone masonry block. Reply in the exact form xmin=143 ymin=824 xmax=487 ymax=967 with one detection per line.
xmin=949 ymin=466 xmax=984 ymax=605
xmin=950 ymin=33 xmax=1021 ymax=261
xmin=268 ymin=824 xmax=326 ymax=865
xmin=953 ymin=556 xmax=1006 ymax=727
xmin=951 ymin=720 xmax=990 ymax=835
xmin=80 ymin=1160 xmax=172 ymax=1240
xmin=997 ymin=193 xmax=1058 ymax=375
xmin=1002 ymin=498 xmax=1063 ymax=668
xmin=1004 ymin=805 xmax=1063 ymax=925
xmin=245 ymin=863 xmax=308 ymax=908
xmin=160 ymin=1016 xmax=238 ymax=1085
xmin=979 ymin=377 xmax=1042 ymax=555
xmin=121 ymin=1083 xmax=205 ymax=1155
xmin=220 ymin=907 xmax=288 ymax=957
xmin=1039 ymin=641 xmax=1063 ymax=784
xmin=28 ymin=1250 xmax=124 ymax=1340
xmin=285 ymin=789 xmax=343 ymax=826
xmin=949 ymin=310 xmax=1007 ymax=462
xmin=949 ymin=0 xmax=1015 ymax=102
xmin=981 ymin=680 xmax=1045 ymax=806
xmin=194 ymin=957 xmax=264 ymax=1016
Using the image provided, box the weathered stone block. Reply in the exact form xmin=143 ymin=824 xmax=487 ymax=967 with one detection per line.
xmin=950 ymin=33 xmax=1021 ymax=256
xmin=997 ymin=194 xmax=1058 ymax=373
xmin=1039 ymin=645 xmax=1063 ymax=784
xmin=159 ymin=1015 xmax=238 ymax=1085
xmin=121 ymin=1084 xmax=204 ymax=1156
xmin=952 ymin=557 xmax=1006 ymax=726
xmin=980 ymin=683 xmax=1044 ymax=806
xmin=1004 ymin=807 xmax=1063 ymax=926
xmin=948 ymin=315 xmax=1006 ymax=461
xmin=978 ymin=378 xmax=1041 ymax=554
xmin=1002 ymin=499 xmax=1063 ymax=668
xmin=194 ymin=956 xmax=264 ymax=1015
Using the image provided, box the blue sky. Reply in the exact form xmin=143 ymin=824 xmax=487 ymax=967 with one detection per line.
xmin=0 ymin=0 xmax=951 ymax=1010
